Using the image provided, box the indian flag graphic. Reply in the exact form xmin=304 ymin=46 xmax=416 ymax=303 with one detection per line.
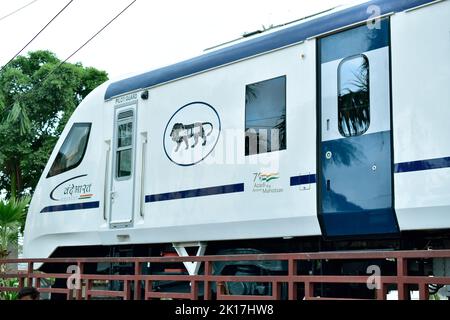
xmin=259 ymin=173 xmax=279 ymax=182
xmin=79 ymin=194 xmax=93 ymax=199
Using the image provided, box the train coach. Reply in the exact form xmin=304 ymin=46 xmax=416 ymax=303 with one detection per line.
xmin=23 ymin=0 xmax=450 ymax=297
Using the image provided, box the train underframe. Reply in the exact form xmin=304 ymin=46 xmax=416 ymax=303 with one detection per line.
xmin=42 ymin=230 xmax=450 ymax=300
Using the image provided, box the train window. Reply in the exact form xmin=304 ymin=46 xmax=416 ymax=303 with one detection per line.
xmin=338 ymin=54 xmax=370 ymax=137
xmin=116 ymin=111 xmax=134 ymax=179
xmin=47 ymin=123 xmax=91 ymax=178
xmin=245 ymin=76 xmax=286 ymax=156
xmin=117 ymin=149 xmax=132 ymax=178
xmin=118 ymin=122 xmax=133 ymax=148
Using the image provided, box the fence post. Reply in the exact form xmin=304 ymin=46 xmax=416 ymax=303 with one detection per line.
xmin=35 ymin=275 xmax=41 ymax=290
xmin=134 ymin=261 xmax=141 ymax=300
xmin=76 ymin=261 xmax=84 ymax=300
xmin=124 ymin=280 xmax=131 ymax=300
xmin=376 ymin=283 xmax=386 ymax=300
xmin=419 ymin=283 xmax=429 ymax=300
xmin=272 ymin=281 xmax=282 ymax=300
xmin=204 ymin=261 xmax=211 ymax=300
xmin=27 ymin=262 xmax=33 ymax=287
xmin=217 ymin=282 xmax=225 ymax=300
xmin=191 ymin=281 xmax=199 ymax=300
xmin=85 ymin=279 xmax=92 ymax=300
xmin=288 ymin=258 xmax=297 ymax=300
xmin=397 ymin=258 xmax=408 ymax=300
xmin=145 ymin=280 xmax=152 ymax=300
xmin=304 ymin=281 xmax=314 ymax=300
xmin=18 ymin=276 xmax=25 ymax=290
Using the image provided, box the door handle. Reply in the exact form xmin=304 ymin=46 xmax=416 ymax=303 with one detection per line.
xmin=103 ymin=141 xmax=111 ymax=221
xmin=140 ymin=134 xmax=148 ymax=218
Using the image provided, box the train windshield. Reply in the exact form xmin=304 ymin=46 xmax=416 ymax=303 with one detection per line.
xmin=47 ymin=123 xmax=91 ymax=178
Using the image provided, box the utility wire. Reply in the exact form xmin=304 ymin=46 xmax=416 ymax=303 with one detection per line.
xmin=0 ymin=0 xmax=39 ymax=23
xmin=2 ymin=0 xmax=137 ymax=97
xmin=39 ymin=0 xmax=137 ymax=85
xmin=0 ymin=0 xmax=74 ymax=72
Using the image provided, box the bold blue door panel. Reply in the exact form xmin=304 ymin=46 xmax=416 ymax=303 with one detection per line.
xmin=320 ymin=131 xmax=398 ymax=236
xmin=318 ymin=19 xmax=399 ymax=237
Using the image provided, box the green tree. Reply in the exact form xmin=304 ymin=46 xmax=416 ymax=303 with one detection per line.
xmin=0 ymin=197 xmax=28 ymax=300
xmin=0 ymin=197 xmax=29 ymax=260
xmin=0 ymin=50 xmax=108 ymax=198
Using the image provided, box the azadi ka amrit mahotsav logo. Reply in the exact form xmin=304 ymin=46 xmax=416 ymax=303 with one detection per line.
xmin=252 ymin=172 xmax=283 ymax=193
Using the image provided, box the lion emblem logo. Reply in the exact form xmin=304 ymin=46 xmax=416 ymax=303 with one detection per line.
xmin=170 ymin=122 xmax=213 ymax=152
xmin=163 ymin=102 xmax=221 ymax=166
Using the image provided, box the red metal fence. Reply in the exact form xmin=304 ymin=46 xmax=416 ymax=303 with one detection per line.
xmin=1 ymin=250 xmax=450 ymax=300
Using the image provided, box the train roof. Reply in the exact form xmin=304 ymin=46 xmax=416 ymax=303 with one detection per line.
xmin=104 ymin=0 xmax=434 ymax=100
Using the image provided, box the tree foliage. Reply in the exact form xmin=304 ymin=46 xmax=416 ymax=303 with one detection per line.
xmin=0 ymin=196 xmax=29 ymax=260
xmin=0 ymin=50 xmax=108 ymax=198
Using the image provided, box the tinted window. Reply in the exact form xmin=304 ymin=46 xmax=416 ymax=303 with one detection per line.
xmin=47 ymin=123 xmax=91 ymax=177
xmin=338 ymin=55 xmax=370 ymax=137
xmin=117 ymin=149 xmax=132 ymax=178
xmin=116 ymin=111 xmax=134 ymax=179
xmin=245 ymin=76 xmax=286 ymax=156
xmin=118 ymin=122 xmax=133 ymax=148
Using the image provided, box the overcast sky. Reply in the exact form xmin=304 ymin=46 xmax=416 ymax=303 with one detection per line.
xmin=1 ymin=0 xmax=357 ymax=80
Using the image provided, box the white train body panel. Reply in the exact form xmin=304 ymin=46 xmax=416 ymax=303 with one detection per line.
xmin=391 ymin=3 xmax=450 ymax=230
xmin=23 ymin=0 xmax=450 ymax=258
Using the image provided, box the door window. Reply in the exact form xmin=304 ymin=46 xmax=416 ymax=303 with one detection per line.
xmin=338 ymin=54 xmax=370 ymax=137
xmin=116 ymin=111 xmax=134 ymax=179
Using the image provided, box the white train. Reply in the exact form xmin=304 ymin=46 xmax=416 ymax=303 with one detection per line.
xmin=23 ymin=0 xmax=450 ymax=295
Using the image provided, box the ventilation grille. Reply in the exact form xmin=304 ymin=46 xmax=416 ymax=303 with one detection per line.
xmin=118 ymin=110 xmax=133 ymax=120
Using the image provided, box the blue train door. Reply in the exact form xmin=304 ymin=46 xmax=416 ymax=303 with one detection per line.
xmin=317 ymin=19 xmax=399 ymax=237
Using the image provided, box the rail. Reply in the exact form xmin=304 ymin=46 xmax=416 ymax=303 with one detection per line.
xmin=1 ymin=250 xmax=450 ymax=300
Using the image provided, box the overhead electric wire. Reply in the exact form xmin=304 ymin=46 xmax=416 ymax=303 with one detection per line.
xmin=0 ymin=0 xmax=138 ymax=142
xmin=39 ymin=0 xmax=137 ymax=85
xmin=0 ymin=0 xmax=39 ymax=23
xmin=0 ymin=0 xmax=74 ymax=72
xmin=2 ymin=0 xmax=137 ymax=97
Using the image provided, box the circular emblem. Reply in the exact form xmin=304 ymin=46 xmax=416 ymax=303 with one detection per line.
xmin=163 ymin=102 xmax=221 ymax=166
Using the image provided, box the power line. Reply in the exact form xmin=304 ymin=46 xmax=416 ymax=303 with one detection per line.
xmin=2 ymin=0 xmax=137 ymax=99
xmin=0 ymin=0 xmax=74 ymax=73
xmin=0 ymin=0 xmax=138 ymax=139
xmin=0 ymin=0 xmax=39 ymax=23
xmin=39 ymin=0 xmax=137 ymax=85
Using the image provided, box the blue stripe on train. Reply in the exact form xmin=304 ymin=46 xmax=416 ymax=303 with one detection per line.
xmin=40 ymin=201 xmax=100 ymax=213
xmin=145 ymin=183 xmax=244 ymax=203
xmin=394 ymin=156 xmax=450 ymax=173
xmin=290 ymin=174 xmax=317 ymax=186
xmin=290 ymin=156 xmax=450 ymax=187
xmin=39 ymin=156 xmax=450 ymax=212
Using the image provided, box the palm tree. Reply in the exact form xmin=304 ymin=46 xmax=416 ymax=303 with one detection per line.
xmin=7 ymin=101 xmax=31 ymax=136
xmin=338 ymin=55 xmax=370 ymax=137
xmin=0 ymin=197 xmax=30 ymax=261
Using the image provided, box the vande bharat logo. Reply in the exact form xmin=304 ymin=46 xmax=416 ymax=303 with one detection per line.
xmin=50 ymin=174 xmax=94 ymax=201
xmin=163 ymin=102 xmax=221 ymax=166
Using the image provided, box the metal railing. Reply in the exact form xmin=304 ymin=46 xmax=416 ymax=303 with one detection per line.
xmin=1 ymin=250 xmax=450 ymax=300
